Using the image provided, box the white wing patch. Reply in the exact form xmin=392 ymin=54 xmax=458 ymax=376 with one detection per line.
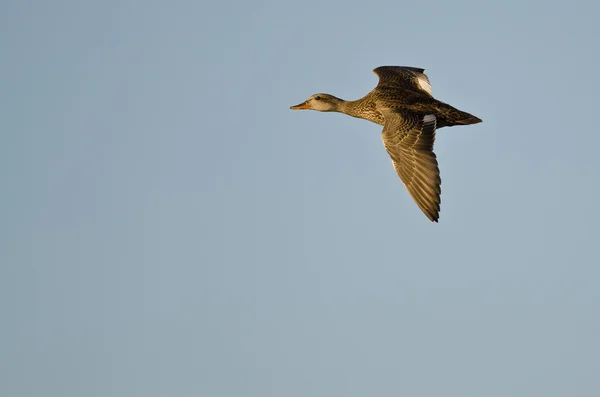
xmin=415 ymin=74 xmax=432 ymax=95
xmin=423 ymin=114 xmax=436 ymax=124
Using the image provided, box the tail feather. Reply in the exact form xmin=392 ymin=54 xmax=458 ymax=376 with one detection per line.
xmin=455 ymin=112 xmax=482 ymax=125
xmin=436 ymin=103 xmax=482 ymax=128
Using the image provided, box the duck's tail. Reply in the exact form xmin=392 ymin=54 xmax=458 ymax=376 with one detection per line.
xmin=436 ymin=103 xmax=482 ymax=128
xmin=454 ymin=111 xmax=482 ymax=125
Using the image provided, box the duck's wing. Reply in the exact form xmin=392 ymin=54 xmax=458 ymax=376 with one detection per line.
xmin=381 ymin=110 xmax=441 ymax=222
xmin=373 ymin=66 xmax=432 ymax=96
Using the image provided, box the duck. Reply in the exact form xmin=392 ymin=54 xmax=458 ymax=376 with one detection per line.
xmin=290 ymin=66 xmax=482 ymax=222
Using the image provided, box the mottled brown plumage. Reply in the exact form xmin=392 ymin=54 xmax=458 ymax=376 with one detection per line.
xmin=290 ymin=66 xmax=482 ymax=222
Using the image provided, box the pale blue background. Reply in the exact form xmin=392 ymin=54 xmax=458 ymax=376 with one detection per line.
xmin=2 ymin=0 xmax=599 ymax=396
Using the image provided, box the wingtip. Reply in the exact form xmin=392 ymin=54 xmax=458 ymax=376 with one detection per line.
xmin=374 ymin=66 xmax=426 ymax=74
xmin=423 ymin=209 xmax=440 ymax=222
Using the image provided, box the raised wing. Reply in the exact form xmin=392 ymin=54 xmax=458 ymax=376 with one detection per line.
xmin=381 ymin=111 xmax=441 ymax=222
xmin=373 ymin=66 xmax=432 ymax=96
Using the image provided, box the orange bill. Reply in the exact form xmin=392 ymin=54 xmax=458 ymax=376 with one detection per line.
xmin=290 ymin=101 xmax=311 ymax=110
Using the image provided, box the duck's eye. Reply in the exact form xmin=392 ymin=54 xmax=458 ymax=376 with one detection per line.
xmin=314 ymin=96 xmax=321 ymax=100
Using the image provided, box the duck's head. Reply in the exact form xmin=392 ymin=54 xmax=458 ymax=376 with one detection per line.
xmin=290 ymin=94 xmax=342 ymax=112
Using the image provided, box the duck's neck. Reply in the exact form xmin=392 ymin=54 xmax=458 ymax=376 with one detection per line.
xmin=338 ymin=98 xmax=382 ymax=125
xmin=338 ymin=99 xmax=364 ymax=119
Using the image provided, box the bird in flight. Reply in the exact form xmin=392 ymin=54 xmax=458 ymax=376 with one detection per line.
xmin=290 ymin=66 xmax=482 ymax=222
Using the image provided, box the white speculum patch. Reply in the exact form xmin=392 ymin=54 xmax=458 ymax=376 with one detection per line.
xmin=416 ymin=75 xmax=432 ymax=95
xmin=423 ymin=114 xmax=436 ymax=123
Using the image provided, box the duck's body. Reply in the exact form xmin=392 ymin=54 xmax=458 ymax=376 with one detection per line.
xmin=291 ymin=66 xmax=482 ymax=222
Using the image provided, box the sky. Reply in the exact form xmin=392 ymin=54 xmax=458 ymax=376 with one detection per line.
xmin=1 ymin=0 xmax=599 ymax=396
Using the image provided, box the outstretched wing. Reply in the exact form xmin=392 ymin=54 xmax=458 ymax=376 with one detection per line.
xmin=373 ymin=66 xmax=432 ymax=96
xmin=381 ymin=111 xmax=441 ymax=222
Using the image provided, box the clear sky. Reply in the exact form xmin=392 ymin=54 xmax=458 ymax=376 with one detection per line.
xmin=2 ymin=0 xmax=599 ymax=396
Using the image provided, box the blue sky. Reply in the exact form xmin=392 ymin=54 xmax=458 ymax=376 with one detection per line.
xmin=2 ymin=0 xmax=599 ymax=396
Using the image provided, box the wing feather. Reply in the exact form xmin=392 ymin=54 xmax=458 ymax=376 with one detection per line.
xmin=373 ymin=66 xmax=432 ymax=96
xmin=381 ymin=111 xmax=441 ymax=222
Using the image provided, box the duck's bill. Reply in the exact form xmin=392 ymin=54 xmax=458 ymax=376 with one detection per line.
xmin=290 ymin=101 xmax=311 ymax=110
